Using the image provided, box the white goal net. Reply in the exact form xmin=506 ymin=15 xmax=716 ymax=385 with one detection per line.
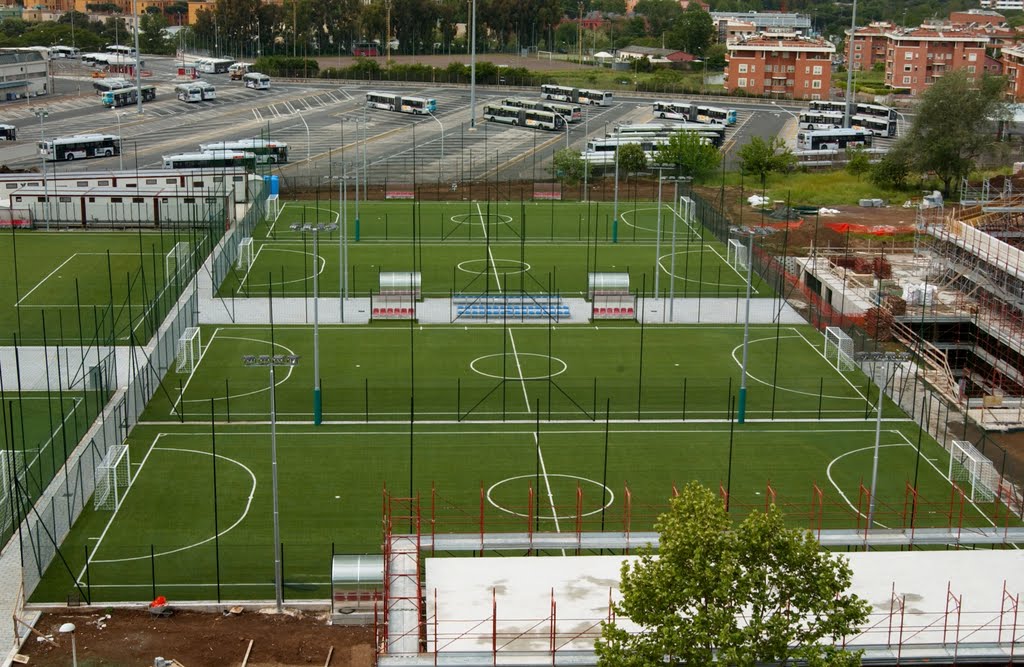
xmin=94 ymin=444 xmax=131 ymax=511
xmin=176 ymin=326 xmax=201 ymax=373
xmin=266 ymin=194 xmax=280 ymax=221
xmin=237 ymin=237 xmax=254 ymax=271
xmin=948 ymin=440 xmax=999 ymax=503
xmin=824 ymin=327 xmax=856 ymax=373
xmin=165 ymin=241 xmax=190 ymax=278
xmin=727 ymin=238 xmax=748 ymax=272
xmin=0 ymin=451 xmax=26 ymax=531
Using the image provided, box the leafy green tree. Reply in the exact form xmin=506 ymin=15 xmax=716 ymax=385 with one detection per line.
xmin=703 ymin=42 xmax=726 ymax=69
xmin=869 ymin=147 xmax=913 ymax=190
xmin=738 ymin=136 xmax=796 ymax=182
xmin=631 ymin=0 xmax=682 ymax=38
xmin=899 ymin=70 xmax=1008 ymax=196
xmin=669 ymin=4 xmax=713 ymax=56
xmin=617 ymin=142 xmax=647 ymax=177
xmin=655 ymin=130 xmax=720 ymax=181
xmin=140 ymin=13 xmax=172 ymax=54
xmin=551 ymin=148 xmax=590 ymax=185
xmin=596 ymin=482 xmax=870 ymax=667
xmin=845 ymin=146 xmax=870 ymax=179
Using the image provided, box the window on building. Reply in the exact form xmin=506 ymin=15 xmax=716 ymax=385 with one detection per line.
xmin=968 ymin=52 xmax=977 ymax=61
xmin=750 ymin=65 xmax=756 ymax=72
xmin=787 ymin=65 xmax=795 ymax=72
xmin=968 ymin=65 xmax=976 ymax=73
xmin=812 ymin=65 xmax=822 ymax=75
xmin=111 ymin=197 xmax=122 ymax=203
xmin=764 ymin=64 xmax=772 ymax=73
xmin=804 ymin=66 xmax=809 ymax=74
xmin=738 ymin=63 xmax=747 ymax=73
xmin=737 ymin=78 xmax=746 ymax=87
xmin=76 ymin=181 xmax=87 ymax=187
xmin=903 ymin=75 xmax=911 ymax=84
xmin=811 ymin=93 xmax=821 ymax=100
xmin=904 ymin=51 xmax=913 ymax=60
xmin=132 ymin=197 xmax=145 ymax=204
xmin=903 ymin=64 xmax=912 ymax=72
xmin=812 ymin=80 xmax=821 ymax=89
xmin=855 ymin=44 xmax=862 ymax=50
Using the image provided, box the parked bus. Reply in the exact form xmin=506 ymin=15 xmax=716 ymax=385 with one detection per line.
xmin=694 ymin=104 xmax=736 ymax=125
xmin=613 ymin=123 xmax=725 ymax=148
xmin=199 ymin=57 xmax=235 ymax=74
xmin=482 ymin=104 xmax=565 ymax=130
xmin=163 ymin=150 xmax=258 ymax=170
xmin=242 ymin=72 xmax=271 ymax=90
xmin=39 ymin=134 xmax=121 ymax=161
xmin=105 ymin=44 xmax=136 ymax=57
xmin=228 ymin=62 xmax=252 ymax=80
xmin=365 ymin=92 xmax=436 ymax=114
xmin=502 ymin=98 xmax=582 ymax=122
xmin=540 ymin=84 xmax=612 ymax=106
xmin=49 ymin=45 xmax=80 ymax=58
xmin=176 ymin=82 xmax=203 ymax=103
xmin=851 ymin=114 xmax=896 ymax=138
xmin=798 ymin=110 xmax=844 ymax=131
xmin=808 ymin=100 xmax=896 ymax=121
xmin=797 ymin=128 xmax=873 ymax=151
xmin=101 ymin=84 xmax=157 ymax=108
xmin=583 ymin=136 xmax=670 ymax=166
xmin=195 ymin=80 xmax=216 ymax=101
xmin=0 ymin=124 xmax=16 ymax=141
xmin=92 ymin=77 xmax=132 ymax=95
xmin=352 ymin=41 xmax=380 ymax=56
xmin=199 ymin=139 xmax=289 ymax=164
xmin=652 ymin=101 xmax=690 ymax=120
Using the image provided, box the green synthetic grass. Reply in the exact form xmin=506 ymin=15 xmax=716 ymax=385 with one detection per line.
xmin=146 ymin=324 xmax=876 ymax=423
xmin=33 ymin=419 xmax=1007 ymax=604
xmin=0 ymin=229 xmax=208 ymax=344
xmin=218 ymin=200 xmax=767 ymax=299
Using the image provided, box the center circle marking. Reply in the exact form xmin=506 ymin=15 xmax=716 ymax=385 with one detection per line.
xmin=487 ymin=474 xmax=615 ymax=519
xmin=469 ymin=353 xmax=567 ymax=380
xmin=456 ymin=258 xmax=531 ymax=276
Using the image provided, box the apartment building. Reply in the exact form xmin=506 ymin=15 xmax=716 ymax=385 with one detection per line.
xmin=846 ymin=21 xmax=895 ymax=71
xmin=1001 ymin=45 xmax=1024 ymax=100
xmin=724 ymin=33 xmax=834 ymax=99
xmin=884 ymin=27 xmax=989 ymax=95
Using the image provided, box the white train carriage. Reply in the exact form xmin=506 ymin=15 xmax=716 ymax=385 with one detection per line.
xmin=8 ymin=185 xmax=237 ymax=228
xmin=0 ymin=168 xmax=256 ymax=204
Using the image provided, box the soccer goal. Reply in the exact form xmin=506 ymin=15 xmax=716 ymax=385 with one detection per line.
xmin=949 ymin=440 xmax=999 ymax=503
xmin=176 ymin=326 xmax=201 ymax=373
xmin=94 ymin=444 xmax=131 ymax=511
xmin=823 ymin=327 xmax=856 ymax=373
xmin=237 ymin=237 xmax=254 ymax=271
xmin=727 ymin=238 xmax=748 ymax=273
xmin=0 ymin=451 xmax=26 ymax=530
xmin=266 ymin=194 xmax=280 ymax=221
xmin=165 ymin=241 xmax=190 ymax=278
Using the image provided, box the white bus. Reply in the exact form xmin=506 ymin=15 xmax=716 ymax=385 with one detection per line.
xmin=195 ymin=80 xmax=216 ymax=100
xmin=652 ymin=102 xmax=690 ymax=120
xmin=101 ymin=84 xmax=157 ymax=108
xmin=40 ymin=134 xmax=121 ymax=161
xmin=482 ymin=104 xmax=565 ymax=130
xmin=797 ymin=128 xmax=873 ymax=151
xmin=0 ymin=124 xmax=16 ymax=141
xmin=199 ymin=139 xmax=289 ymax=164
xmin=199 ymin=57 xmax=235 ymax=74
xmin=798 ymin=110 xmax=844 ymax=131
xmin=399 ymin=96 xmax=436 ymax=114
xmin=502 ymin=98 xmax=582 ymax=122
xmin=163 ymin=150 xmax=258 ymax=170
xmin=176 ymin=82 xmax=203 ymax=102
xmin=105 ymin=44 xmax=136 ymax=58
xmin=540 ymin=84 xmax=612 ymax=106
xmin=852 ymin=114 xmax=897 ymax=138
xmin=243 ymin=72 xmax=271 ymax=90
xmin=613 ymin=123 xmax=725 ymax=148
xmin=583 ymin=136 xmax=669 ymax=166
xmin=49 ymin=45 xmax=80 ymax=58
xmin=365 ymin=91 xmax=437 ymax=114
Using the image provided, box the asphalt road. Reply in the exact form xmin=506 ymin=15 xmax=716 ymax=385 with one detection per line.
xmin=0 ymin=55 xmax=811 ymax=185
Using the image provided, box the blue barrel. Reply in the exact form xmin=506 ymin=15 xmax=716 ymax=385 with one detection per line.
xmin=270 ymin=175 xmax=280 ymax=196
xmin=263 ymin=175 xmax=272 ymax=192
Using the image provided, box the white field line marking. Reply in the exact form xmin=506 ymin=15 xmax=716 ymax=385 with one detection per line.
xmin=89 ymin=447 xmax=257 ymax=564
xmin=790 ymin=327 xmax=869 ymax=401
xmin=16 ymin=254 xmax=78 ymax=306
xmin=825 ymin=442 xmax=899 ymax=529
xmin=476 ymin=202 xmax=502 ymax=292
xmin=729 ymin=336 xmax=862 ymax=402
xmin=180 ymin=334 xmax=299 ymax=405
xmin=78 ymin=431 xmax=165 ymax=581
xmin=508 ymin=329 xmax=561 ymax=537
xmin=169 ymin=328 xmax=221 ymax=415
xmin=267 ymin=202 xmax=289 ymax=238
xmin=236 ymin=242 xmax=266 ymax=291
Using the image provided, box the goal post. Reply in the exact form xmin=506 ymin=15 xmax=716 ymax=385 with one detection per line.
xmin=176 ymin=326 xmax=201 ymax=373
xmin=823 ymin=327 xmax=856 ymax=373
xmin=237 ymin=236 xmax=254 ymax=271
xmin=165 ymin=241 xmax=190 ymax=278
xmin=948 ymin=440 xmax=998 ymax=503
xmin=727 ymin=238 xmax=748 ymax=272
xmin=266 ymin=194 xmax=280 ymax=221
xmin=94 ymin=444 xmax=131 ymax=511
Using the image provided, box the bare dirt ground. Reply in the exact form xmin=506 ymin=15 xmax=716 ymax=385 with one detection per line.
xmin=315 ymin=53 xmax=588 ymax=72
xmin=17 ymin=608 xmax=375 ymax=667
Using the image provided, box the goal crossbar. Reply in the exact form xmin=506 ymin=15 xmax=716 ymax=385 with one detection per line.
xmin=824 ymin=327 xmax=856 ymax=373
xmin=94 ymin=444 xmax=131 ymax=511
xmin=165 ymin=241 xmax=190 ymax=278
xmin=176 ymin=326 xmax=201 ymax=373
xmin=949 ymin=440 xmax=999 ymax=503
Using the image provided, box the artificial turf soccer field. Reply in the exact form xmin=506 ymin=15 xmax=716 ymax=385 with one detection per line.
xmin=21 ymin=198 xmax=1020 ymax=604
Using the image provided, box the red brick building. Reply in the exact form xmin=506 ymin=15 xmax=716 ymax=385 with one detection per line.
xmin=1001 ymin=45 xmax=1024 ymax=100
xmin=846 ymin=21 xmax=896 ymax=71
xmin=724 ymin=33 xmax=834 ymax=99
xmin=883 ymin=27 xmax=989 ymax=95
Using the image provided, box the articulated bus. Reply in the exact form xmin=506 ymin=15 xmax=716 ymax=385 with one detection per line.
xmin=0 ymin=124 xmax=16 ymax=141
xmin=851 ymin=114 xmax=896 ymax=138
xmin=482 ymin=104 xmax=565 ymax=130
xmin=163 ymin=150 xmax=257 ymax=171
xmin=797 ymin=128 xmax=873 ymax=151
xmin=501 ymin=98 xmax=582 ymax=122
xmin=92 ymin=78 xmax=132 ymax=95
xmin=40 ymin=134 xmax=121 ymax=161
xmin=199 ymin=139 xmax=289 ymax=164
xmin=808 ymin=100 xmax=897 ymax=121
xmin=243 ymin=72 xmax=271 ymax=90
xmin=583 ymin=136 xmax=670 ymax=166
xmin=539 ymin=84 xmax=612 ymax=106
xmin=365 ymin=92 xmax=436 ymax=114
xmin=798 ymin=110 xmax=844 ymax=131
xmin=652 ymin=102 xmax=690 ymax=120
xmin=105 ymin=44 xmax=136 ymax=57
xmin=694 ymin=104 xmax=736 ymax=125
xmin=198 ymin=58 xmax=234 ymax=74
xmin=613 ymin=123 xmax=725 ymax=148
xmin=101 ymin=85 xmax=157 ymax=108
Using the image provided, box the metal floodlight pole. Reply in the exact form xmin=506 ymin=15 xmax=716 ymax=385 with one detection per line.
xmin=844 ymin=0 xmax=858 ymax=128
xmin=469 ymin=0 xmax=477 ymax=129
xmin=855 ymin=351 xmax=911 ymax=533
xmin=243 ymin=353 xmax=300 ymax=613
xmin=32 ymin=108 xmax=51 ymax=230
xmin=612 ymin=127 xmax=620 ymax=231
xmin=290 ymin=223 xmax=336 ymax=425
xmin=654 ymin=170 xmax=663 ymax=296
xmin=428 ymin=111 xmax=444 ymax=159
xmin=582 ymin=108 xmax=589 ymax=202
xmin=113 ymin=111 xmax=124 ymax=170
xmin=132 ymin=0 xmax=142 ymax=115
xmin=668 ymin=178 xmax=690 ymax=321
xmin=737 ymin=227 xmax=755 ymax=423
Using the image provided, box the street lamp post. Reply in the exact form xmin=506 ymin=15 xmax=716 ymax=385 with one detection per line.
xmin=581 ymin=107 xmax=589 ymax=202
xmin=290 ymin=223 xmax=337 ymax=425
xmin=59 ymin=623 xmax=77 ymax=667
xmin=844 ymin=0 xmax=859 ymax=127
xmin=113 ymin=111 xmax=124 ymax=170
xmin=242 ymin=352 xmax=301 ymax=612
xmin=469 ymin=0 xmax=477 ymax=129
xmin=855 ymin=351 xmax=911 ymax=533
xmin=31 ymin=107 xmax=51 ymax=230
